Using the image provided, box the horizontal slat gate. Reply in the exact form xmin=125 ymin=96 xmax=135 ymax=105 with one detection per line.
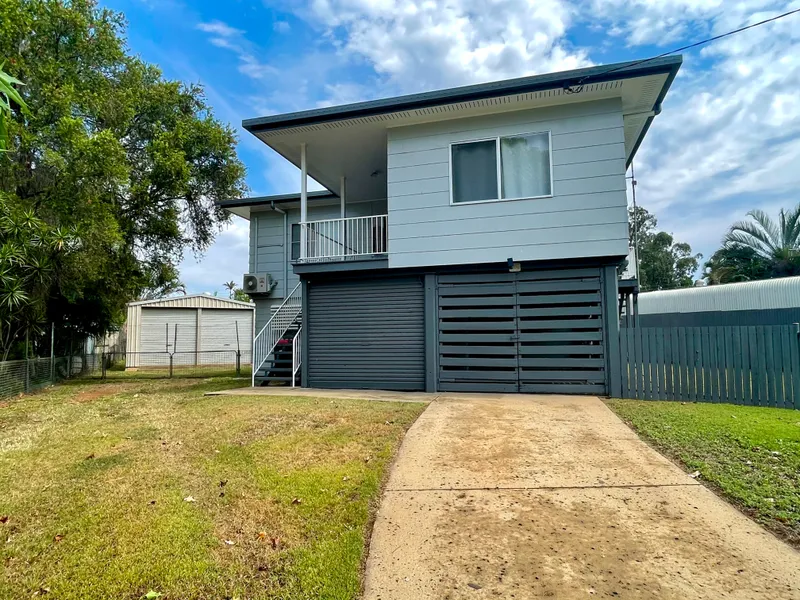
xmin=308 ymin=277 xmax=425 ymax=391
xmin=438 ymin=269 xmax=607 ymax=394
xmin=438 ymin=275 xmax=518 ymax=393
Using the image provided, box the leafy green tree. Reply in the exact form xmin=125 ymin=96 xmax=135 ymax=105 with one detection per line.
xmin=629 ymin=206 xmax=702 ymax=291
xmin=232 ymin=287 xmax=251 ymax=303
xmin=0 ymin=196 xmax=76 ymax=359
xmin=0 ymin=61 xmax=28 ymax=153
xmin=0 ymin=0 xmax=247 ymax=354
xmin=717 ymin=206 xmax=800 ymax=280
xmin=704 ymin=244 xmax=769 ymax=285
xmin=223 ymin=280 xmax=237 ymax=299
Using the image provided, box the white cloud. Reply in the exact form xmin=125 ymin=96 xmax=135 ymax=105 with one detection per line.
xmin=274 ymin=20 xmax=291 ymax=33
xmin=196 ymin=20 xmax=244 ymax=38
xmin=302 ymin=0 xmax=591 ymax=93
xmin=606 ymin=2 xmax=800 ymax=262
xmin=179 ymin=218 xmax=250 ymax=294
xmin=196 ymin=20 xmax=279 ymax=81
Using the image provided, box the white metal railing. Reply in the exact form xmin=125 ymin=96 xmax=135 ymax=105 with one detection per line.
xmin=291 ymin=328 xmax=302 ymax=387
xmin=252 ymin=282 xmax=302 ymax=385
xmin=300 ymin=214 xmax=388 ymax=261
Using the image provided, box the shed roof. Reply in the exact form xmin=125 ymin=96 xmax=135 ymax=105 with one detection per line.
xmin=128 ymin=294 xmax=254 ymax=309
xmin=638 ymin=276 xmax=800 ymax=314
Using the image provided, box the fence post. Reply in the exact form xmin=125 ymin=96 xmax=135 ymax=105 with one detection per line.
xmin=169 ymin=353 xmax=174 ymax=378
xmin=25 ymin=329 xmax=30 ymax=393
xmin=236 ymin=350 xmax=241 ymax=377
xmin=102 ymin=351 xmax=107 ymax=379
xmin=50 ymin=323 xmax=55 ymax=384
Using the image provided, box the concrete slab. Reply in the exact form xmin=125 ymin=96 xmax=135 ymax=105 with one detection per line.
xmin=363 ymin=394 xmax=800 ymax=600
xmin=204 ymin=386 xmax=431 ymax=403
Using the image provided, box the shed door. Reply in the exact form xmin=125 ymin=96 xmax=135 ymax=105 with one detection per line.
xmin=139 ymin=308 xmax=197 ymax=366
xmin=438 ymin=268 xmax=607 ymax=395
xmin=307 ymin=277 xmax=425 ymax=391
xmin=200 ymin=309 xmax=254 ymax=365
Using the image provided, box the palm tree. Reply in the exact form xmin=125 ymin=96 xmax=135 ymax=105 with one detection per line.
xmin=223 ymin=280 xmax=237 ymax=299
xmin=722 ymin=205 xmax=800 ymax=279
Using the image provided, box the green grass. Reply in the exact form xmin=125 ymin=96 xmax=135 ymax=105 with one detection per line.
xmin=0 ymin=377 xmax=426 ymax=599
xmin=607 ymin=399 xmax=800 ymax=547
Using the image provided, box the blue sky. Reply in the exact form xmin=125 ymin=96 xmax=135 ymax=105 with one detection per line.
xmin=106 ymin=0 xmax=800 ymax=294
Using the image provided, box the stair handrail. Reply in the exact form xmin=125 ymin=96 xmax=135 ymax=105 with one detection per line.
xmin=252 ymin=282 xmax=303 ymax=386
xmin=291 ymin=327 xmax=302 ymax=388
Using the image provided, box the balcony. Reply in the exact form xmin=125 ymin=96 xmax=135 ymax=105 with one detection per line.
xmin=298 ymin=214 xmax=388 ymax=263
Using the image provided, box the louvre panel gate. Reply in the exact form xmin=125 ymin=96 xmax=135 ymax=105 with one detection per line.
xmin=438 ymin=269 xmax=607 ymax=394
xmin=307 ymin=277 xmax=425 ymax=391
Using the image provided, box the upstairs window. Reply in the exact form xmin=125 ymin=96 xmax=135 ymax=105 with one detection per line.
xmin=450 ymin=132 xmax=552 ymax=204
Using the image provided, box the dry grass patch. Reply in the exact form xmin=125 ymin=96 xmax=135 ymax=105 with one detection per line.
xmin=0 ymin=377 xmax=425 ymax=599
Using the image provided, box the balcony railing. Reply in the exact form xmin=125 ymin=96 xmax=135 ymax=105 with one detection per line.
xmin=300 ymin=214 xmax=388 ymax=262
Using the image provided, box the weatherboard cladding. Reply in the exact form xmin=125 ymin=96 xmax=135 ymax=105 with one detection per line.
xmin=251 ymin=200 xmax=387 ymax=303
xmin=306 ymin=277 xmax=425 ymax=391
xmin=387 ymin=98 xmax=629 ymax=269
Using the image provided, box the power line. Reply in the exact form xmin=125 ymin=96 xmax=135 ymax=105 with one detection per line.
xmin=567 ymin=7 xmax=800 ymax=92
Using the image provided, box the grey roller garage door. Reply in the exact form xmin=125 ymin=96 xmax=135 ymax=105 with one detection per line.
xmin=307 ymin=277 xmax=425 ymax=391
xmin=438 ymin=268 xmax=607 ymax=395
xmin=200 ymin=309 xmax=253 ymax=364
xmin=140 ymin=308 xmax=197 ymax=366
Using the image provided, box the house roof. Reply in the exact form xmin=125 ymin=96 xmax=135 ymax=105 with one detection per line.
xmin=236 ymin=56 xmax=682 ymax=205
xmin=128 ymin=294 xmax=255 ymax=309
xmin=218 ymin=190 xmax=338 ymax=220
xmin=243 ymin=56 xmax=682 ymax=138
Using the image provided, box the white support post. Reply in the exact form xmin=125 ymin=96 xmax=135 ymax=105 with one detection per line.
xmin=340 ymin=176 xmax=346 ymax=218
xmin=300 ymin=143 xmax=308 ymax=260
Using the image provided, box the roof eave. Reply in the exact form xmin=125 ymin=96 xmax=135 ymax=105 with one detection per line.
xmin=243 ymin=55 xmax=683 ymax=135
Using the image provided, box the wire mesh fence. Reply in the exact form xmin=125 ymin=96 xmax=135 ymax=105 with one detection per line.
xmin=102 ymin=350 xmax=251 ymax=379
xmin=0 ymin=354 xmax=102 ymax=400
xmin=0 ymin=349 xmax=250 ymax=401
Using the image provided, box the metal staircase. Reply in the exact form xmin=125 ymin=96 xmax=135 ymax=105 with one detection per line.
xmin=252 ymin=283 xmax=303 ymax=387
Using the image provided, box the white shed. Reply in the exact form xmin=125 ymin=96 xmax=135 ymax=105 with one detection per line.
xmin=125 ymin=295 xmax=254 ymax=368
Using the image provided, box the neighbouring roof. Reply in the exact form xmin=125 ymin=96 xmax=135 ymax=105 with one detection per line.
xmin=128 ymin=294 xmax=255 ymax=309
xmin=638 ymin=276 xmax=800 ymax=314
xmin=218 ymin=190 xmax=337 ymax=220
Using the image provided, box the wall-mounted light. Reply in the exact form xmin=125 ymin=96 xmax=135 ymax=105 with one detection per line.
xmin=507 ymin=258 xmax=521 ymax=273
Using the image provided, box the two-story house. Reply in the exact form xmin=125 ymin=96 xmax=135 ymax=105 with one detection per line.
xmin=219 ymin=56 xmax=682 ymax=396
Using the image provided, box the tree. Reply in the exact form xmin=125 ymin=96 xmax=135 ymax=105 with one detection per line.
xmin=714 ymin=206 xmax=800 ymax=281
xmin=0 ymin=0 xmax=247 ymax=355
xmin=0 ymin=197 xmax=77 ymax=359
xmin=704 ymin=244 xmax=769 ymax=285
xmin=0 ymin=61 xmax=28 ymax=153
xmin=223 ymin=280 xmax=237 ymax=299
xmin=629 ymin=206 xmax=702 ymax=292
xmin=232 ymin=288 xmax=250 ymax=303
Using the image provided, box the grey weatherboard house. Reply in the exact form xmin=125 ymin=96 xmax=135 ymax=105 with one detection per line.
xmin=219 ymin=56 xmax=683 ymax=395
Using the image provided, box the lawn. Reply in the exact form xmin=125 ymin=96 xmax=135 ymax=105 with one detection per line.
xmin=607 ymin=399 xmax=800 ymax=547
xmin=0 ymin=377 xmax=426 ymax=600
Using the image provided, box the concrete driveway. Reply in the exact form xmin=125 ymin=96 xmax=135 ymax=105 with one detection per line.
xmin=363 ymin=394 xmax=800 ymax=599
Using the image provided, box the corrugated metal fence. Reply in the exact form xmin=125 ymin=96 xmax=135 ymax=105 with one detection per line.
xmin=618 ymin=325 xmax=800 ymax=409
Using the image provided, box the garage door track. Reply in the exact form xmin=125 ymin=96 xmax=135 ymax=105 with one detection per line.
xmin=363 ymin=394 xmax=800 ymax=599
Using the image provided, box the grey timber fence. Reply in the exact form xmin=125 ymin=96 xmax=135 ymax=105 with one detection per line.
xmin=618 ymin=325 xmax=800 ymax=408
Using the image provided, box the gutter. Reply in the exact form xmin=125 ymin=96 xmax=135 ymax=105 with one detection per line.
xmin=271 ymin=201 xmax=289 ymax=299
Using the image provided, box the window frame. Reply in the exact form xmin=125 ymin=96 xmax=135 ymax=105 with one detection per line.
xmin=448 ymin=130 xmax=554 ymax=206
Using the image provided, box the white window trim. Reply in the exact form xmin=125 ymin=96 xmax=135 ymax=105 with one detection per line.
xmin=448 ymin=131 xmax=554 ymax=206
